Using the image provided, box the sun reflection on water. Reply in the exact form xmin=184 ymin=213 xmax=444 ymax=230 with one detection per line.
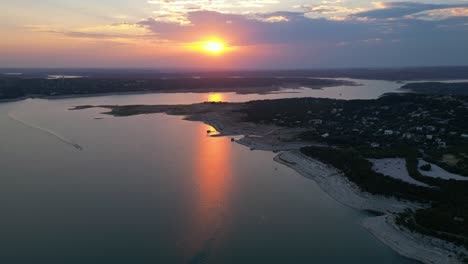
xmin=185 ymin=124 xmax=231 ymax=261
xmin=207 ymin=93 xmax=224 ymax=102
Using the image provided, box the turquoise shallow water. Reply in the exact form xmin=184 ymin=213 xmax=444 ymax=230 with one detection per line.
xmin=0 ymin=81 xmax=417 ymax=263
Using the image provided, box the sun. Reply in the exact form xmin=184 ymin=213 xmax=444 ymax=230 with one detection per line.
xmin=202 ymin=41 xmax=225 ymax=54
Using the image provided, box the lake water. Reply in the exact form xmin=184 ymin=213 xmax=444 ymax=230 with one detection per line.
xmin=0 ymin=79 xmax=417 ymax=264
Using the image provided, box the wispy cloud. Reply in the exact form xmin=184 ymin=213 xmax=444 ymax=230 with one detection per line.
xmin=146 ymin=0 xmax=281 ymax=24
xmin=354 ymin=2 xmax=468 ymax=19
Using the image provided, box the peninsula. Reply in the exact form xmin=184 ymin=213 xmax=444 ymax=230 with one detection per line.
xmin=73 ymin=93 xmax=468 ymax=263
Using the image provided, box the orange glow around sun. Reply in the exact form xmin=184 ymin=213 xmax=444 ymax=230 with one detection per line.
xmin=190 ymin=38 xmax=231 ymax=55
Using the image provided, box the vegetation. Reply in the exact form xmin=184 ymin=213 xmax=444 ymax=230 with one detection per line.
xmin=402 ymin=82 xmax=468 ymax=95
xmin=241 ymin=93 xmax=468 ymax=175
xmin=420 ymin=164 xmax=432 ymax=171
xmin=301 ymin=145 xmax=468 ymax=248
xmin=0 ymin=76 xmax=352 ymax=100
xmin=241 ymin=93 xmax=468 ymax=249
xmin=300 ymin=146 xmax=436 ymax=201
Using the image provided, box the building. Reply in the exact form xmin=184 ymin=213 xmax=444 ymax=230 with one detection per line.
xmin=384 ymin=130 xmax=394 ymax=135
xmin=402 ymin=133 xmax=413 ymax=139
xmin=309 ymin=119 xmax=323 ymax=125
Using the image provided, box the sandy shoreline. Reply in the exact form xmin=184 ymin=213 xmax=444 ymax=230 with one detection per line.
xmin=274 ymin=151 xmax=422 ymax=213
xmin=363 ymin=215 xmax=466 ymax=264
xmin=272 ymin=150 xmax=467 ymax=263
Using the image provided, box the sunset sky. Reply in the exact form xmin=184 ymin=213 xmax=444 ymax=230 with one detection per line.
xmin=2 ymin=0 xmax=468 ymax=68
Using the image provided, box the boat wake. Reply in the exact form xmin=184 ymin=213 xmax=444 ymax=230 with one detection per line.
xmin=8 ymin=112 xmax=83 ymax=150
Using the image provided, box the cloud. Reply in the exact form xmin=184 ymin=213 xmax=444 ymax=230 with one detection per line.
xmin=16 ymin=2 xmax=468 ymax=68
xmin=410 ymin=7 xmax=468 ymax=21
xmin=138 ymin=10 xmax=378 ymax=46
xmin=354 ymin=2 xmax=468 ymax=19
xmin=260 ymin=15 xmax=289 ymax=23
xmin=146 ymin=0 xmax=280 ymax=24
xmin=25 ymin=23 xmax=154 ymax=43
xmin=300 ymin=4 xmax=366 ymax=15
xmin=132 ymin=8 xmax=468 ymax=67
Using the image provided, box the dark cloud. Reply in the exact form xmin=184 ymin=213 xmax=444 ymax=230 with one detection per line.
xmin=138 ymin=9 xmax=468 ymax=45
xmin=138 ymin=11 xmax=376 ymax=45
xmin=354 ymin=2 xmax=468 ymax=19
xmin=137 ymin=8 xmax=468 ymax=67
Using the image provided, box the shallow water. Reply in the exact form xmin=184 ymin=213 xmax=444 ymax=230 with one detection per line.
xmin=0 ymin=80 xmax=421 ymax=263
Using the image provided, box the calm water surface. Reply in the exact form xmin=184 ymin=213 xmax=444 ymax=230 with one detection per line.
xmin=0 ymin=80 xmax=417 ymax=263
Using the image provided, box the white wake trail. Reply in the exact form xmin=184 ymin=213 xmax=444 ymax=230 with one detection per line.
xmin=8 ymin=112 xmax=83 ymax=150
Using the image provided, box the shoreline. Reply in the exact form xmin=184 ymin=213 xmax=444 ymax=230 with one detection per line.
xmin=203 ymin=119 xmax=466 ymax=264
xmin=363 ymin=215 xmax=466 ymax=264
xmin=272 ymin=150 xmax=466 ymax=264
xmin=0 ymin=88 xmax=314 ymax=104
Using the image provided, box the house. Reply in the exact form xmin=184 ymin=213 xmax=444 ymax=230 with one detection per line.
xmin=462 ymin=134 xmax=468 ymax=139
xmin=384 ymin=130 xmax=394 ymax=135
xmin=426 ymin=135 xmax=433 ymax=140
xmin=371 ymin=143 xmax=380 ymax=148
xmin=321 ymin=133 xmax=330 ymax=138
xmin=402 ymin=133 xmax=413 ymax=139
xmin=309 ymin=119 xmax=323 ymax=125
xmin=438 ymin=142 xmax=447 ymax=148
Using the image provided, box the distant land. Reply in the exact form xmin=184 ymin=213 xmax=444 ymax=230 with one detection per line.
xmin=2 ymin=66 xmax=468 ymax=80
xmin=0 ymin=77 xmax=354 ymax=100
xmin=402 ymin=82 xmax=468 ymax=95
xmin=2 ymin=66 xmax=468 ymax=101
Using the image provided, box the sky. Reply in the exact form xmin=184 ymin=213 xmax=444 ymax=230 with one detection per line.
xmin=2 ymin=0 xmax=468 ymax=69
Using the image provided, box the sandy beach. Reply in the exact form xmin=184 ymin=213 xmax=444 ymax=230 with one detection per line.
xmin=266 ymin=148 xmax=466 ymax=264
xmin=363 ymin=215 xmax=466 ymax=264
